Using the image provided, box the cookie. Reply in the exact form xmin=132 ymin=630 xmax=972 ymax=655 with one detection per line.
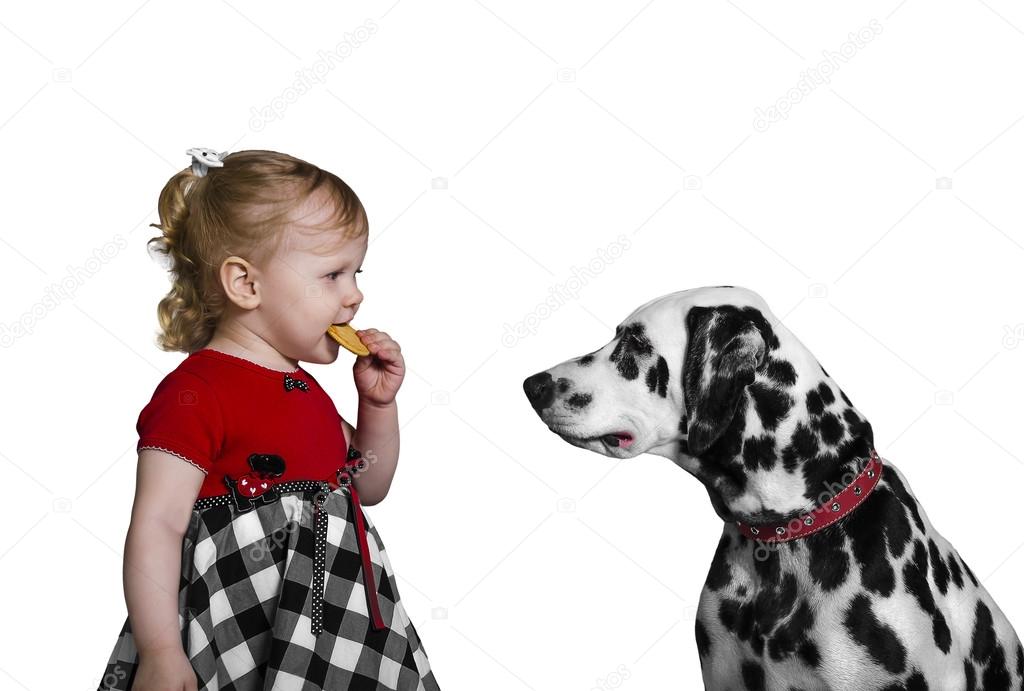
xmin=327 ymin=323 xmax=370 ymax=356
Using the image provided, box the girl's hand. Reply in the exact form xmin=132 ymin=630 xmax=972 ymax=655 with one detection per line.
xmin=132 ymin=646 xmax=198 ymax=690
xmin=352 ymin=328 xmax=405 ymax=407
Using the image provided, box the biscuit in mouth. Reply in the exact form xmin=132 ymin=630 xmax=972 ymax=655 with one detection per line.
xmin=326 ymin=323 xmax=369 ymax=356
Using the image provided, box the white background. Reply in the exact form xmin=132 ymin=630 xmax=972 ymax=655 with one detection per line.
xmin=2 ymin=1 xmax=1024 ymax=689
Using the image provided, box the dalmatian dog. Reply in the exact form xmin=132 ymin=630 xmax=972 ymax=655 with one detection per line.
xmin=522 ymin=286 xmax=1023 ymax=690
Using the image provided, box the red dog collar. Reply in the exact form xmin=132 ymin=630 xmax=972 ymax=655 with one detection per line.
xmin=735 ymin=449 xmax=883 ymax=542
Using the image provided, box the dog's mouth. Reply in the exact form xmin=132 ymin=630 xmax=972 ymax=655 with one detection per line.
xmin=550 ymin=426 xmax=635 ymax=449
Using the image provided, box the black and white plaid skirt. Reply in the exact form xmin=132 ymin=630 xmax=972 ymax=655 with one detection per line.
xmin=97 ymin=476 xmax=440 ymax=690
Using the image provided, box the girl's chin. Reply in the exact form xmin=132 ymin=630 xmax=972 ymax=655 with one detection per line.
xmin=315 ymin=332 xmax=342 ymax=361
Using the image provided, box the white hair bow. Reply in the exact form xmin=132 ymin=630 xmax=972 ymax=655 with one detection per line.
xmin=186 ymin=147 xmax=227 ymax=177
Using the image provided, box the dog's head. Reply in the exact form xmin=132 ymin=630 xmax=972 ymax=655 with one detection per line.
xmin=525 ymin=285 xmax=842 ymax=450
xmin=524 ymin=286 xmax=875 ymax=517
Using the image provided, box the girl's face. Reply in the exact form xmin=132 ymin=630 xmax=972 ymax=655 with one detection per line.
xmin=252 ymin=216 xmax=368 ymax=366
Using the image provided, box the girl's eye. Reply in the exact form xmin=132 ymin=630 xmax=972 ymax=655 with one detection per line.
xmin=327 ymin=269 xmax=363 ymax=280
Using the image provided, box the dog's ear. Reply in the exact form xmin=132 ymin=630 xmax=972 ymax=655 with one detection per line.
xmin=683 ymin=305 xmax=768 ymax=455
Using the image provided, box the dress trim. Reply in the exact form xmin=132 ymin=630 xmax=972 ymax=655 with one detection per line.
xmin=138 ymin=445 xmax=209 ymax=475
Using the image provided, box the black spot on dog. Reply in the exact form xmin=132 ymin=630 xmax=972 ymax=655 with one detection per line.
xmin=742 ymin=434 xmax=776 ymax=471
xmin=905 ymin=671 xmax=929 ymax=691
xmin=577 ymin=354 xmax=594 ymax=366
xmin=556 ymin=378 xmax=570 ymax=394
xmin=844 ymin=593 xmax=906 ymax=674
xmin=782 ymin=423 xmax=819 ymax=473
xmin=645 ymin=355 xmax=669 ymax=397
xmin=741 ymin=660 xmax=765 ymax=691
xmin=933 ymin=612 xmax=952 ymax=656
xmin=695 ymin=619 xmax=711 ymax=658
xmin=902 ymin=540 xmax=952 ymax=654
xmin=817 ymin=412 xmax=844 ymax=445
xmin=882 ymin=470 xmax=926 ymax=534
xmin=840 ymin=409 xmax=873 ymax=445
xmin=970 ymin=600 xmax=1011 ymax=690
xmin=879 ymin=672 xmax=928 ymax=691
xmin=806 ymin=389 xmax=824 ymax=416
xmin=817 ymin=382 xmax=835 ymax=405
xmin=1017 ymin=642 xmax=1023 ymax=678
xmin=566 ymin=392 xmax=591 ymax=409
xmin=884 ymin=494 xmax=912 ymax=560
xmin=749 ymin=382 xmax=792 ymax=431
xmin=610 ymin=322 xmax=652 ymax=381
xmin=706 ymin=534 xmax=732 ymax=591
xmin=719 ymin=598 xmax=742 ymax=633
xmin=765 ymin=357 xmax=797 ymax=386
xmin=960 ymin=555 xmax=979 ymax=587
xmin=845 ymin=489 xmax=898 ymax=596
xmin=806 ymin=531 xmax=850 ymax=591
xmin=927 ymin=539 xmax=950 ymax=595
xmin=948 ymin=552 xmax=964 ymax=589
xmin=964 ymin=659 xmax=976 ymax=690
xmin=798 ymin=640 xmax=820 ymax=668
xmin=905 ymin=540 xmax=931 ymax=601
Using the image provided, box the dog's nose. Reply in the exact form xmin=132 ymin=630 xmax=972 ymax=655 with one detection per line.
xmin=523 ymin=372 xmax=555 ymax=411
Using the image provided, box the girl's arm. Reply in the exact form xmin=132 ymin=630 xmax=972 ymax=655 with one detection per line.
xmin=346 ymin=399 xmax=399 ymax=506
xmin=123 ymin=448 xmax=204 ymax=656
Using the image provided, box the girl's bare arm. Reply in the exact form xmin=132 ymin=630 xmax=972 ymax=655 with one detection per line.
xmin=123 ymin=448 xmax=205 ymax=655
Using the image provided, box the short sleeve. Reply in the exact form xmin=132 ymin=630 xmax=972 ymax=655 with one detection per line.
xmin=136 ymin=370 xmax=225 ymax=474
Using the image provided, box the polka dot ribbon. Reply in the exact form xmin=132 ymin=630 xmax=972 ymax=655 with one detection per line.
xmin=311 ymin=446 xmax=387 ymax=636
xmin=734 ymin=449 xmax=884 ymax=543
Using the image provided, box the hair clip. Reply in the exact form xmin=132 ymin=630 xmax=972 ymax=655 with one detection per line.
xmin=185 ymin=147 xmax=227 ymax=177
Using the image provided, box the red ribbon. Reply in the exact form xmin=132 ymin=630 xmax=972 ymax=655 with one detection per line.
xmin=336 ymin=454 xmax=386 ymax=631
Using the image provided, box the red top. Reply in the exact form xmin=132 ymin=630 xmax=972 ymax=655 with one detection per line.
xmin=136 ymin=348 xmax=350 ymax=499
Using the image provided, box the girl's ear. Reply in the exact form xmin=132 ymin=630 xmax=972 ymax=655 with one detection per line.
xmin=220 ymin=255 xmax=260 ymax=309
xmin=682 ymin=305 xmax=767 ymax=455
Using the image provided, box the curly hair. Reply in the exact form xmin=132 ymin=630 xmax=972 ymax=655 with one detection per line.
xmin=146 ymin=149 xmax=368 ymax=354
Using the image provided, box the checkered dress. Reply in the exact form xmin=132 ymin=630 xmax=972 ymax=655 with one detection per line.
xmin=97 ymin=456 xmax=440 ymax=690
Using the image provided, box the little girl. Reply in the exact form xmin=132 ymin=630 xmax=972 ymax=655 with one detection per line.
xmin=98 ymin=148 xmax=440 ymax=691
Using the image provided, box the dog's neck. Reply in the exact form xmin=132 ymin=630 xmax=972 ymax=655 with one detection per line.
xmin=655 ymin=361 xmax=875 ymax=525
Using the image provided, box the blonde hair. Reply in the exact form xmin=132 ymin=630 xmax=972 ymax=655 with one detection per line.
xmin=146 ymin=149 xmax=368 ymax=354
